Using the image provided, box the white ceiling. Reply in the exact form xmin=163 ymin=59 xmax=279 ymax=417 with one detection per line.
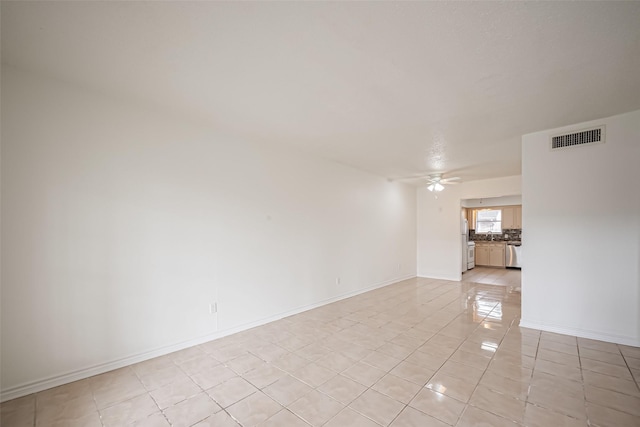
xmin=2 ymin=1 xmax=640 ymax=183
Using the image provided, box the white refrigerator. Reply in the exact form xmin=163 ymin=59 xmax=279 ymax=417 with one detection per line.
xmin=461 ymin=219 xmax=468 ymax=273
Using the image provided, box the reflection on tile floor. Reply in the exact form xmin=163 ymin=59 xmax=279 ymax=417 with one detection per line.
xmin=462 ymin=266 xmax=522 ymax=289
xmin=3 ymin=270 xmax=640 ymax=426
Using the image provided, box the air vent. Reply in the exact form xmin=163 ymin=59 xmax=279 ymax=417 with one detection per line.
xmin=551 ymin=126 xmax=605 ymax=150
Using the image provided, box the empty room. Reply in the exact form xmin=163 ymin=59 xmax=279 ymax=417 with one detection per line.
xmin=1 ymin=2 xmax=639 ymax=427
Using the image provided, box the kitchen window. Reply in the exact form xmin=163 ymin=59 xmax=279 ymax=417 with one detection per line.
xmin=476 ymin=209 xmax=502 ymax=233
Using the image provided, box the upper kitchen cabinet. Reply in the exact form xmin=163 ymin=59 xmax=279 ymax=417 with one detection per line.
xmin=502 ymin=206 xmax=522 ymax=229
xmin=467 ymin=208 xmax=477 ymax=230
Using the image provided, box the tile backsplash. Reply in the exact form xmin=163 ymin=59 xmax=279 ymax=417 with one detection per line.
xmin=470 ymin=228 xmax=522 ymax=242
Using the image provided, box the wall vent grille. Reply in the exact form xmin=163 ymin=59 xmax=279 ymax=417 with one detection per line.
xmin=551 ymin=126 xmax=605 ymax=150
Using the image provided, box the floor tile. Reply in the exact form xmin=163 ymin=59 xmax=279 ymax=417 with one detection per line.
xmin=539 ymin=339 xmax=578 ymax=356
xmin=317 ymin=374 xmax=367 ymax=405
xmin=36 ymin=380 xmax=92 ymax=407
xmin=206 ymin=377 xmax=257 ymax=408
xmin=132 ymin=357 xmax=176 ymax=377
xmin=192 ymin=411 xmax=240 ymax=426
xmin=580 ymin=348 xmax=626 ymax=366
xmin=581 ymin=357 xmax=634 ymax=380
xmin=263 ymin=375 xmax=313 ymax=406
xmin=342 ymin=361 xmax=387 ymax=387
xmin=36 ymin=394 xmax=98 ymax=426
xmin=624 ymin=356 xmax=640 ymax=370
xmin=582 ymin=369 xmax=640 ymax=397
xmin=486 ymin=358 xmax=532 ymax=382
xmin=409 ymin=388 xmax=465 ymax=425
xmin=530 ymin=371 xmax=583 ymax=400
xmin=541 ymin=332 xmax=577 ymax=346
xmin=242 ymin=364 xmax=286 ymax=389
xmin=227 ymin=353 xmax=265 ymax=375
xmin=92 ymin=373 xmax=148 ymax=409
xmin=404 ymin=349 xmax=448 ymax=371
xmin=149 ymin=376 xmax=201 ymax=409
xmin=528 ymin=383 xmax=587 ymax=420
xmin=99 ymin=393 xmax=159 ymax=426
xmin=1 ymin=396 xmax=35 ymax=427
xmin=40 ymin=411 xmax=103 ymax=427
xmin=324 ymin=407 xmax=380 ymax=427
xmin=478 ymin=370 xmax=529 ymax=400
xmin=349 ymin=388 xmax=404 ymax=426
xmin=292 ymin=362 xmax=336 ymax=387
xmin=456 ymin=406 xmax=519 ymax=427
xmin=523 ymin=403 xmax=587 ymax=427
xmin=390 ymin=361 xmax=436 ymax=386
xmin=258 ymin=409 xmax=309 ymax=427
xmin=226 ymin=391 xmax=282 ymax=426
xmin=270 ymin=352 xmax=309 ymax=373
xmin=250 ymin=343 xmax=290 ymax=362
xmin=316 ymin=351 xmax=357 ymax=373
xmin=373 ymin=373 xmax=422 ymax=404
xmin=534 ymin=358 xmax=582 ymax=382
xmin=493 ymin=348 xmax=535 ymax=369
xmin=289 ymin=390 xmax=344 ymax=426
xmin=619 ymin=345 xmax=640 ymax=360
xmin=131 ymin=412 xmax=172 ymax=427
xmin=537 ymin=348 xmax=580 ymax=368
xmin=469 ymin=385 xmax=525 ymax=424
xmin=361 ymin=350 xmax=403 ymax=371
xmin=577 ymin=338 xmax=619 ymax=355
xmin=389 ymin=406 xmax=450 ymax=427
xmin=425 ymin=372 xmax=478 ymax=403
xmin=175 ymin=354 xmax=220 ymax=377
xmin=587 ymin=402 xmax=640 ymax=427
xmin=376 ymin=342 xmax=415 ymax=360
xmin=437 ymin=360 xmax=485 ymax=383
xmin=162 ymin=393 xmax=221 ymax=427
xmin=295 ymin=343 xmax=333 ymax=361
xmin=190 ymin=364 xmax=237 ymax=390
xmin=584 ymin=385 xmax=640 ymax=416
xmin=449 ymin=349 xmax=492 ymax=369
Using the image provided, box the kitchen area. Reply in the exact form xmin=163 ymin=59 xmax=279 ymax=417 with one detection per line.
xmin=461 ymin=196 xmax=522 ymax=274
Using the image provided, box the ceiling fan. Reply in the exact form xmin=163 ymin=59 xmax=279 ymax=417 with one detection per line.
xmin=390 ymin=173 xmax=461 ymax=191
xmin=424 ymin=173 xmax=460 ymax=192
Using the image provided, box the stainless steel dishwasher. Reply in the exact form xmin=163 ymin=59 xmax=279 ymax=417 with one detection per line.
xmin=506 ymin=242 xmax=522 ymax=268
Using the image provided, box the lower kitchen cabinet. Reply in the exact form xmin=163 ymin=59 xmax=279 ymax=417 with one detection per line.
xmin=475 ymin=245 xmax=490 ymax=265
xmin=475 ymin=243 xmax=506 ymax=267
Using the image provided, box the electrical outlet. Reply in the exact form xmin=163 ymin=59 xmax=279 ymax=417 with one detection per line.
xmin=335 ymin=277 xmax=340 ymax=285
xmin=208 ymin=302 xmax=218 ymax=314
xmin=397 ymin=263 xmax=402 ymax=271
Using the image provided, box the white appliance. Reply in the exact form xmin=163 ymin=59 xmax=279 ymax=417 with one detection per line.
xmin=467 ymin=242 xmax=475 ymax=269
xmin=461 ymin=219 xmax=468 ymax=273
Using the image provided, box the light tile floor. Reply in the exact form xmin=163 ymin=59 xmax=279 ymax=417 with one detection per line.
xmin=2 ymin=268 xmax=640 ymax=426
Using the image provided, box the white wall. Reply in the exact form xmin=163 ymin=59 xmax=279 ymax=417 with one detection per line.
xmin=0 ymin=67 xmax=417 ymax=400
xmin=521 ymin=110 xmax=640 ymax=346
xmin=417 ymin=175 xmax=521 ymax=280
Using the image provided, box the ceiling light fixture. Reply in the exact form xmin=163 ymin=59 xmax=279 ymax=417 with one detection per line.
xmin=427 ymin=183 xmax=444 ymax=192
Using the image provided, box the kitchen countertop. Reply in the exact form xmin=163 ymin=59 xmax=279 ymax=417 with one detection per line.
xmin=473 ymin=241 xmax=522 ymax=245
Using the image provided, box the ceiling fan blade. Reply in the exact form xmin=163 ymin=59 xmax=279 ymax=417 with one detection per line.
xmin=441 ymin=176 xmax=461 ymax=183
xmin=389 ymin=173 xmax=437 ymax=182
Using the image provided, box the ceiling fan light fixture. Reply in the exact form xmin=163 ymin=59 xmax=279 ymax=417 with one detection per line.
xmin=427 ymin=183 xmax=444 ymax=192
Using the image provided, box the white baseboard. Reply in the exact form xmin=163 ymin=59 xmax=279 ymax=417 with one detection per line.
xmin=1 ymin=274 xmax=416 ymax=402
xmin=518 ymin=319 xmax=640 ymax=347
xmin=417 ymin=274 xmax=460 ymax=282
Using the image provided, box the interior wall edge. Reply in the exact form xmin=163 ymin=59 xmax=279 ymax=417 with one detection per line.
xmin=0 ymin=273 xmax=417 ymax=403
